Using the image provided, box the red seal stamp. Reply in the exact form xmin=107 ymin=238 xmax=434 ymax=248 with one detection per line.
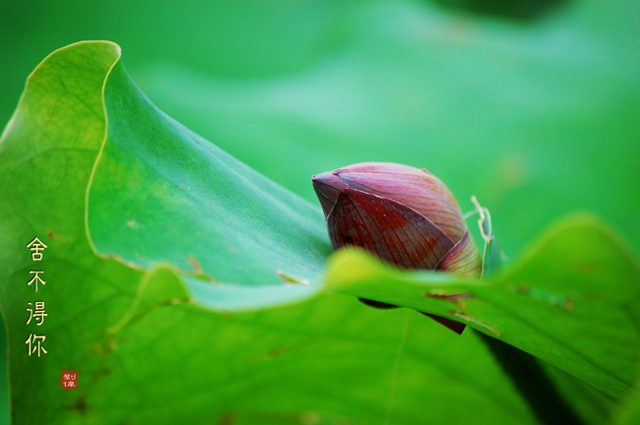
xmin=61 ymin=370 xmax=78 ymax=389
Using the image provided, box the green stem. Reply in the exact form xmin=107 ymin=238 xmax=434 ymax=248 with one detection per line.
xmin=477 ymin=331 xmax=585 ymax=425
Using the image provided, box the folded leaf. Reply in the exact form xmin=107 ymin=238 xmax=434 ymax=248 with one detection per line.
xmin=0 ymin=40 xmax=566 ymax=425
xmin=325 ymin=214 xmax=640 ymax=399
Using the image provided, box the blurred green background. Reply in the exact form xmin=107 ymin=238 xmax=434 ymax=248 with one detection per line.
xmin=1 ymin=0 xmax=639 ymax=422
xmin=2 ymin=0 xmax=640 ymax=257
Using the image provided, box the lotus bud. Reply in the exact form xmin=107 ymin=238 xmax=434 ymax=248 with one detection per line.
xmin=312 ymin=162 xmax=482 ymax=333
xmin=313 ymin=162 xmax=481 ymax=276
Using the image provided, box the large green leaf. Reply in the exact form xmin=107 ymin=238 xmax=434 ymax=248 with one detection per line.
xmin=324 ymin=214 xmax=640 ymax=399
xmin=0 ymin=40 xmax=540 ymax=425
xmin=1 ymin=39 xmax=638 ymax=425
xmin=83 ymin=38 xmax=640 ymax=403
xmin=87 ymin=52 xmax=331 ymax=289
xmin=0 ymin=41 xmax=144 ymax=424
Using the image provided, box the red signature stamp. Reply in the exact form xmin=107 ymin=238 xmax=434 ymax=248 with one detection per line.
xmin=61 ymin=370 xmax=78 ymax=389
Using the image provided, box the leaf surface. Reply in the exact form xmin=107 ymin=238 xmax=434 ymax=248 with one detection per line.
xmin=0 ymin=40 xmax=539 ymax=425
xmin=88 ymin=57 xmax=332 ymax=288
xmin=1 ymin=39 xmax=638 ymax=425
xmin=325 ymin=214 xmax=640 ymax=399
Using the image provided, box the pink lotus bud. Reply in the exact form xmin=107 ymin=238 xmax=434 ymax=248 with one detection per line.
xmin=312 ymin=162 xmax=482 ymax=278
xmin=313 ymin=163 xmax=482 ymax=334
